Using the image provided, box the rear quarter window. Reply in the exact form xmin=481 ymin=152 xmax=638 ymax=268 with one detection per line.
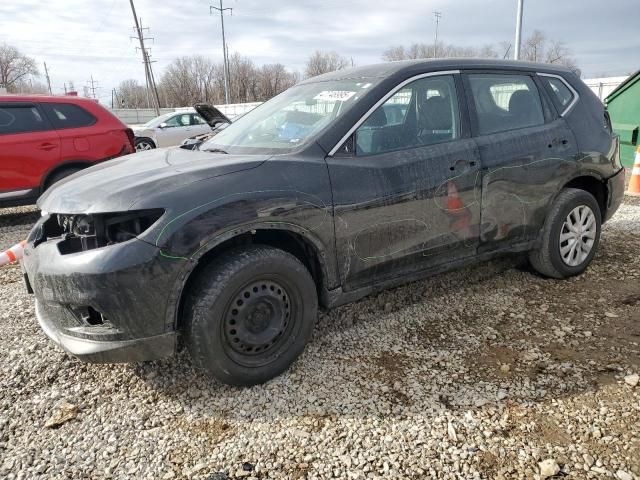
xmin=541 ymin=76 xmax=576 ymax=113
xmin=40 ymin=103 xmax=97 ymax=129
xmin=0 ymin=105 xmax=49 ymax=134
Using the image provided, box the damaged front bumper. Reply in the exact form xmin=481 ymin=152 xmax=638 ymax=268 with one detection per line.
xmin=22 ymin=224 xmax=178 ymax=363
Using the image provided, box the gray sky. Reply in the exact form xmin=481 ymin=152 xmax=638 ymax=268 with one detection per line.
xmin=1 ymin=0 xmax=636 ymax=104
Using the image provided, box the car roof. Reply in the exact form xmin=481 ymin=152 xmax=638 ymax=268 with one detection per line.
xmin=0 ymin=94 xmax=100 ymax=104
xmin=299 ymin=58 xmax=575 ymax=84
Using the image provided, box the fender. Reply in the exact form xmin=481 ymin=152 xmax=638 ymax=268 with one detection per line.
xmin=162 ymin=220 xmax=338 ymax=331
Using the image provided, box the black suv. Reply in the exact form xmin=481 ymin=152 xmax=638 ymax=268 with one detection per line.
xmin=22 ymin=59 xmax=625 ymax=385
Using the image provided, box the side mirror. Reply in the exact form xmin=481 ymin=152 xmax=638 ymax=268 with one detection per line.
xmin=159 ymin=122 xmax=168 ymax=129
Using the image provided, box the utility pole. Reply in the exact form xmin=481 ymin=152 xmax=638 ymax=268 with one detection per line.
xmin=209 ymin=0 xmax=232 ymax=104
xmin=514 ymin=0 xmax=524 ymax=60
xmin=86 ymin=75 xmax=99 ymax=99
xmin=433 ymin=11 xmax=442 ymax=58
xmin=43 ymin=62 xmax=53 ymax=95
xmin=129 ymin=0 xmax=161 ymax=115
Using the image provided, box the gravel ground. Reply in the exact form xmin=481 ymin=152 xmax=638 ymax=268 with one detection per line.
xmin=0 ymin=196 xmax=639 ymax=480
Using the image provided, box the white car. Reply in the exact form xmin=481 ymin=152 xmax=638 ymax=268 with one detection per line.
xmin=131 ymin=109 xmax=213 ymax=150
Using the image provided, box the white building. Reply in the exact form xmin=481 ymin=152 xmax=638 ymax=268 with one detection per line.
xmin=583 ymin=76 xmax=629 ymax=102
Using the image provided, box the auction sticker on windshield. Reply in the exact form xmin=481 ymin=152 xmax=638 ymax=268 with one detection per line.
xmin=313 ymin=91 xmax=357 ymax=102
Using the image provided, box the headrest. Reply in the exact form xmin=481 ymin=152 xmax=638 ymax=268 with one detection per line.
xmin=365 ymin=107 xmax=388 ymax=127
xmin=420 ymin=96 xmax=452 ymax=131
xmin=508 ymin=90 xmax=536 ymax=117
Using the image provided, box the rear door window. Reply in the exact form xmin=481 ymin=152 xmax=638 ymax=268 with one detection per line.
xmin=467 ymin=74 xmax=545 ymax=135
xmin=40 ymin=103 xmax=96 ymax=129
xmin=0 ymin=104 xmax=49 ymax=134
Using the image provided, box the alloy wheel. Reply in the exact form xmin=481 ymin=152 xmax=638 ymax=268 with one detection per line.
xmin=559 ymin=205 xmax=596 ymax=267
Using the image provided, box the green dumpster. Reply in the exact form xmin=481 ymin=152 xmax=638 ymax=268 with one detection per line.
xmin=605 ymin=70 xmax=640 ymax=168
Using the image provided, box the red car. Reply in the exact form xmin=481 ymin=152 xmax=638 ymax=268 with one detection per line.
xmin=0 ymin=95 xmax=135 ymax=207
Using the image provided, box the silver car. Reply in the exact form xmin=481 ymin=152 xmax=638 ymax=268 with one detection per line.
xmin=132 ymin=110 xmax=213 ymax=150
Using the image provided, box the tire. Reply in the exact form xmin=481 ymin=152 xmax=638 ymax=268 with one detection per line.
xmin=135 ymin=137 xmax=156 ymax=151
xmin=45 ymin=167 xmax=82 ymax=191
xmin=184 ymin=245 xmax=318 ymax=386
xmin=529 ymin=188 xmax=601 ymax=279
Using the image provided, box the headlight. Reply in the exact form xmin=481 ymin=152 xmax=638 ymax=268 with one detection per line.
xmin=40 ymin=209 xmax=164 ymax=254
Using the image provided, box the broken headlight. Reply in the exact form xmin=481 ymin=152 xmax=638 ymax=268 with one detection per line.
xmin=40 ymin=209 xmax=164 ymax=254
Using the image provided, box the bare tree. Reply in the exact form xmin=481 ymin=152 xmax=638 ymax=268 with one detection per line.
xmin=115 ymin=79 xmax=148 ymax=108
xmin=157 ymin=53 xmax=299 ymax=107
xmin=159 ymin=55 xmax=219 ymax=107
xmin=382 ymin=31 xmax=576 ymax=68
xmin=256 ymin=63 xmax=298 ymax=101
xmin=381 ymin=46 xmax=408 ymax=62
xmin=544 ymin=40 xmax=577 ymax=69
xmin=304 ymin=51 xmax=349 ymax=79
xmin=11 ymin=79 xmax=48 ymax=94
xmin=228 ymin=53 xmax=258 ymax=103
xmin=520 ymin=30 xmax=577 ymax=69
xmin=520 ymin=30 xmax=546 ymax=62
xmin=0 ymin=43 xmax=38 ymax=92
xmin=382 ymin=42 xmax=496 ymax=61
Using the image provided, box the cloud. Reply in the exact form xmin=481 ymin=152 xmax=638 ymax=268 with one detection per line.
xmin=1 ymin=0 xmax=634 ymax=103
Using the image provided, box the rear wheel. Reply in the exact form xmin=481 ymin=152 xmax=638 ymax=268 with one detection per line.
xmin=184 ymin=245 xmax=318 ymax=386
xmin=135 ymin=137 xmax=156 ymax=151
xmin=529 ymin=188 xmax=601 ymax=278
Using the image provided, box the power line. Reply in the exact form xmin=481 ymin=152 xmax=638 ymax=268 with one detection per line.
xmin=129 ymin=0 xmax=161 ymax=114
xmin=209 ymin=0 xmax=233 ymax=104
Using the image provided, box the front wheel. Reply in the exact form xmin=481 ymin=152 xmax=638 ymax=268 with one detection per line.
xmin=135 ymin=137 xmax=156 ymax=151
xmin=184 ymin=245 xmax=318 ymax=386
xmin=529 ymin=188 xmax=602 ymax=279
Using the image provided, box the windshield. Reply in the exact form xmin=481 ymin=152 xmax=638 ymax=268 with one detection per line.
xmin=143 ymin=112 xmax=177 ymax=128
xmin=201 ymin=78 xmax=379 ymax=154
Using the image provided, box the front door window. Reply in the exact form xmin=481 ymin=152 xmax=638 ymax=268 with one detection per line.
xmin=355 ymin=75 xmax=460 ymax=156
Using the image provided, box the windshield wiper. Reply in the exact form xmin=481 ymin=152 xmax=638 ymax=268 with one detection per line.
xmin=202 ymin=147 xmax=228 ymax=154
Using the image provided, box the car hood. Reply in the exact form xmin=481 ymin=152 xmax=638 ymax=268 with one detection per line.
xmin=194 ymin=103 xmax=230 ymax=128
xmin=38 ymin=148 xmax=270 ymax=214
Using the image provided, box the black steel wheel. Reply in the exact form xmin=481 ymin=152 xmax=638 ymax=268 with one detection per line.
xmin=184 ymin=245 xmax=317 ymax=386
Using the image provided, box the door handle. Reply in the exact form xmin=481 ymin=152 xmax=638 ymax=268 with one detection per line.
xmin=38 ymin=143 xmax=57 ymax=151
xmin=450 ymin=160 xmax=477 ymax=171
xmin=548 ymin=138 xmax=569 ymax=148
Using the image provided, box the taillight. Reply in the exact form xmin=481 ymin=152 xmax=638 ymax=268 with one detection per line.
xmin=124 ymin=128 xmax=135 ymax=150
xmin=604 ymin=111 xmax=612 ymax=133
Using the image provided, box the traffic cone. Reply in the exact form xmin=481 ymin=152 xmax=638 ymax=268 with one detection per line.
xmin=0 ymin=240 xmax=27 ymax=267
xmin=447 ymin=181 xmax=465 ymax=210
xmin=627 ymin=146 xmax=640 ymax=197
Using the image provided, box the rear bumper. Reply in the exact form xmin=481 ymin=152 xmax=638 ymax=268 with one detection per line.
xmin=604 ymin=167 xmax=625 ymax=222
